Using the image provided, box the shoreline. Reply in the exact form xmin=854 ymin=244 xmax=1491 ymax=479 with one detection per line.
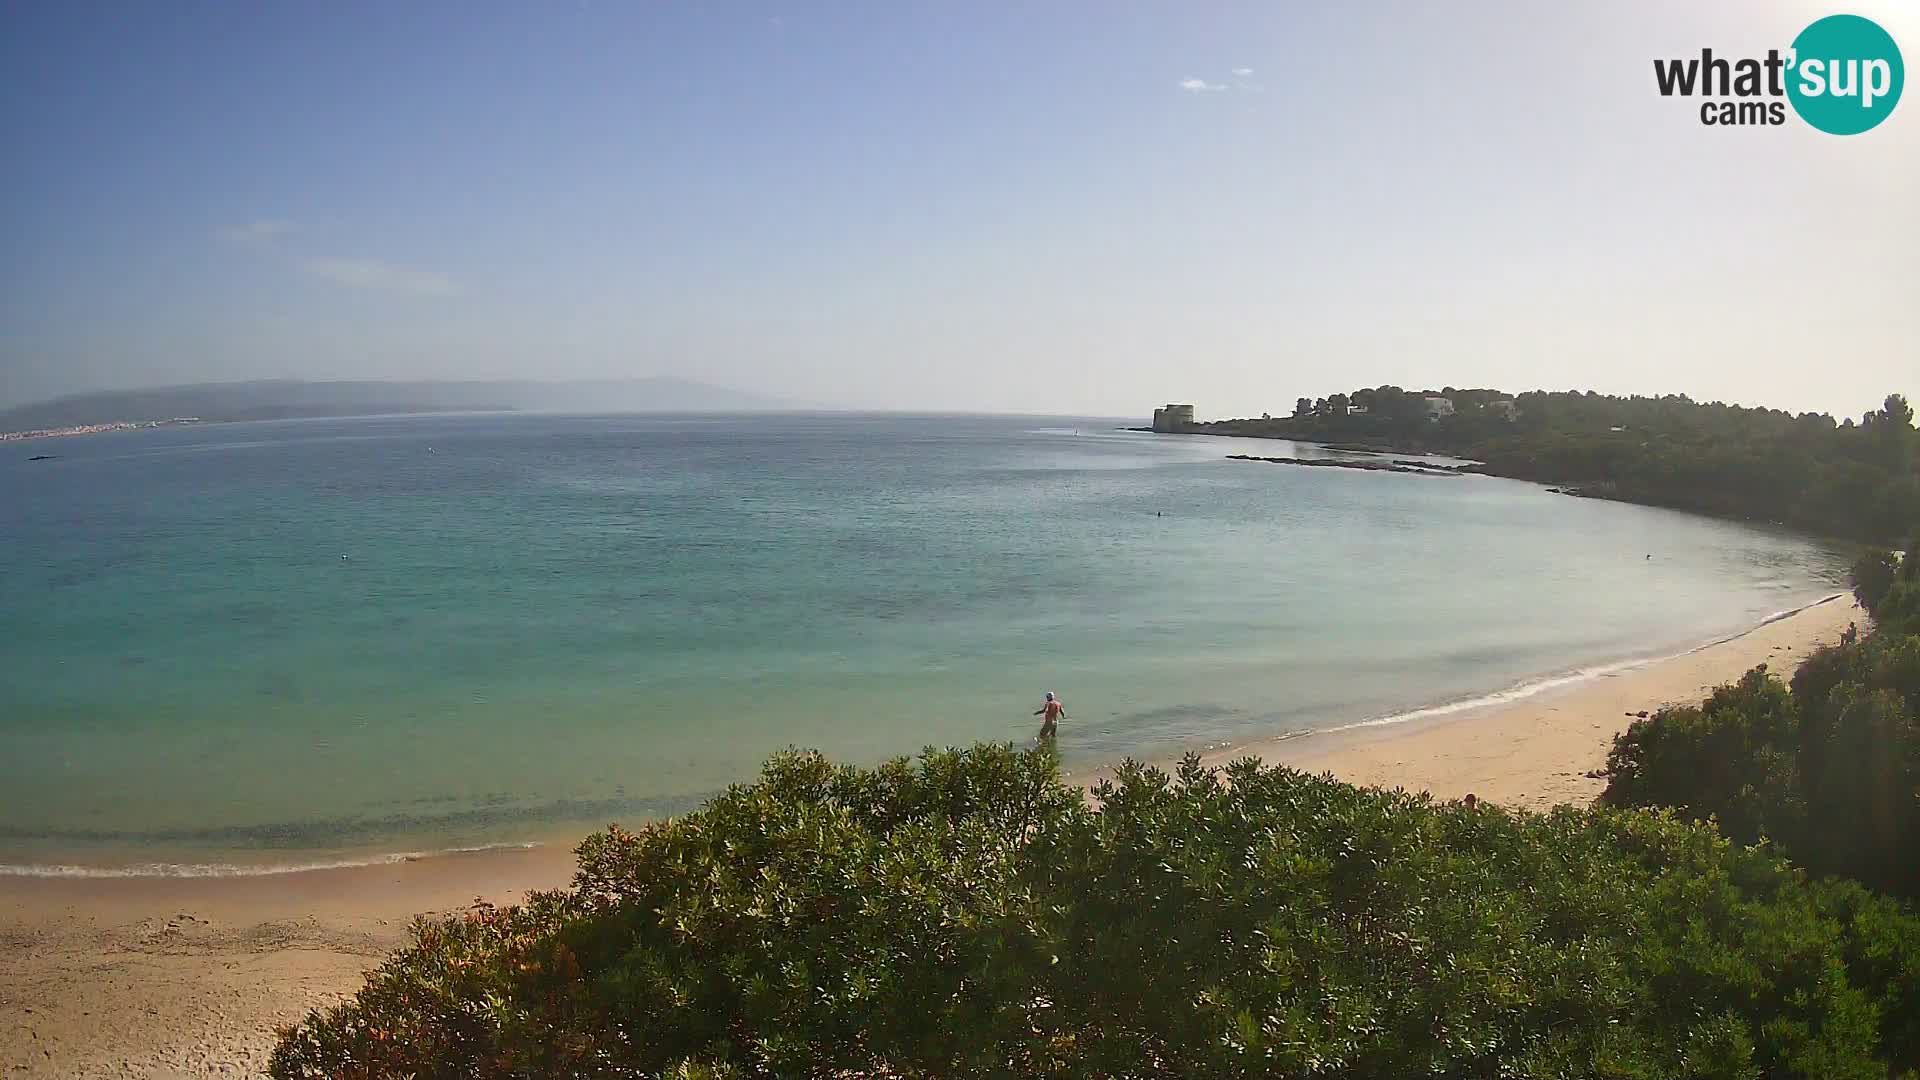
xmin=0 ymin=595 xmax=1841 ymax=882
xmin=1200 ymin=592 xmax=1859 ymax=810
xmin=0 ymin=418 xmax=203 ymax=443
xmin=1155 ymin=427 xmax=1884 ymax=551
xmin=1063 ymin=592 xmax=1858 ymax=806
xmin=0 ymin=841 xmax=548 ymax=882
xmin=0 ymin=595 xmax=1866 ymax=1077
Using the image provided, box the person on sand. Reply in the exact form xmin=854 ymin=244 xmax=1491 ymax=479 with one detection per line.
xmin=1034 ymin=691 xmax=1067 ymax=741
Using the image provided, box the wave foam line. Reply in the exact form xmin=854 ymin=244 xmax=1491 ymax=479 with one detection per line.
xmin=1306 ymin=592 xmax=1847 ymax=740
xmin=0 ymin=842 xmax=542 ymax=879
xmin=4 ymin=596 xmax=1850 ymax=876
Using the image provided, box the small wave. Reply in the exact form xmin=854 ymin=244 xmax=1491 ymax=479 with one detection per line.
xmin=1305 ymin=592 xmax=1847 ymax=740
xmin=0 ymin=790 xmax=694 ymax=850
xmin=1673 ymin=592 xmax=1844 ymax=657
xmin=1754 ymin=592 xmax=1842 ymax=627
xmin=0 ymin=842 xmax=542 ymax=879
xmin=1321 ymin=662 xmax=1656 ymax=737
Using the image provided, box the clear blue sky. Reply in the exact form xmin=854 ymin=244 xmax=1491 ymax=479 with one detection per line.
xmin=3 ymin=1 xmax=1914 ymax=417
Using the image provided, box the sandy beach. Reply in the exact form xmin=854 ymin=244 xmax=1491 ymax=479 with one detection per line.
xmin=1241 ymin=593 xmax=1861 ymax=810
xmin=0 ymin=594 xmax=1864 ymax=1079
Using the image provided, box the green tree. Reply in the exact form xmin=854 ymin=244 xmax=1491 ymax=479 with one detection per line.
xmin=1601 ymin=667 xmax=1805 ymax=846
xmin=1855 ymin=549 xmax=1902 ymax=612
xmin=274 ymin=745 xmax=1920 ymax=1079
xmin=1605 ymin=550 xmax=1920 ymax=897
xmin=1196 ymin=388 xmax=1920 ymax=544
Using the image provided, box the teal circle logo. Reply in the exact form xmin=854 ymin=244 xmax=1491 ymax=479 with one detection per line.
xmin=1787 ymin=14 xmax=1903 ymax=134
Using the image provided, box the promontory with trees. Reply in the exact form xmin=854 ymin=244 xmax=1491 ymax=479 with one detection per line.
xmin=269 ymin=389 xmax=1920 ymax=1079
xmin=1186 ymin=387 xmax=1919 ymax=544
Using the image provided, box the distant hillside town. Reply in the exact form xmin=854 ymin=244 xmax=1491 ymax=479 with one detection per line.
xmin=1 ymin=418 xmax=201 ymax=442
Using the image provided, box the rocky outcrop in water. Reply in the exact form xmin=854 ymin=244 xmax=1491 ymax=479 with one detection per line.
xmin=1227 ymin=454 xmax=1462 ymax=477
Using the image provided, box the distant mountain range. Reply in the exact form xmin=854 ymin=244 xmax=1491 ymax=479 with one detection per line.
xmin=0 ymin=378 xmax=799 ymax=431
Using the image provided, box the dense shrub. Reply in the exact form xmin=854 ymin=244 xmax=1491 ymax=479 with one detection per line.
xmin=1878 ymin=577 xmax=1920 ymax=638
xmin=1856 ymin=549 xmax=1903 ymax=612
xmin=1600 ymin=666 xmax=1805 ymax=845
xmin=1605 ymin=547 xmax=1920 ymax=898
xmin=274 ymin=744 xmax=1920 ymax=1079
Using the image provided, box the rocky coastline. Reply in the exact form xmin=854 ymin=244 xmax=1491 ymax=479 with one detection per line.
xmin=1226 ymin=453 xmax=1463 ymax=477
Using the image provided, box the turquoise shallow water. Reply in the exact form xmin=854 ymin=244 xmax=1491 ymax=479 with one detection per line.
xmin=0 ymin=413 xmax=1847 ymax=872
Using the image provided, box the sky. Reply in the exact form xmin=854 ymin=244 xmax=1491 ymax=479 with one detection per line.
xmin=2 ymin=1 xmax=1915 ymax=419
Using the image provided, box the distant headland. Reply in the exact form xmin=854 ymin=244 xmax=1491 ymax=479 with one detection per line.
xmin=1140 ymin=386 xmax=1917 ymax=545
xmin=1 ymin=418 xmax=203 ymax=443
xmin=0 ymin=377 xmax=796 ymax=441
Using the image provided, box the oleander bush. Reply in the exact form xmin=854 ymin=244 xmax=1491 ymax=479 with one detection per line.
xmin=273 ymin=743 xmax=1920 ymax=1079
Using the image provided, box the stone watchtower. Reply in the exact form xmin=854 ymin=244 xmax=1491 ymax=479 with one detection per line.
xmin=1152 ymin=404 xmax=1196 ymax=432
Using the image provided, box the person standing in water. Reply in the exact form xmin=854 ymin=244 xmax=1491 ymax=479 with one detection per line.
xmin=1034 ymin=691 xmax=1066 ymax=741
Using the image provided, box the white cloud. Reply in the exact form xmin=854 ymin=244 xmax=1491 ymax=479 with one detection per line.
xmin=1231 ymin=67 xmax=1253 ymax=77
xmin=216 ymin=220 xmax=301 ymax=245
xmin=1178 ymin=78 xmax=1226 ymax=93
xmin=301 ymin=257 xmax=459 ymax=296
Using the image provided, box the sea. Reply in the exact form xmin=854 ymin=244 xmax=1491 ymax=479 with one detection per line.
xmin=0 ymin=413 xmax=1849 ymax=874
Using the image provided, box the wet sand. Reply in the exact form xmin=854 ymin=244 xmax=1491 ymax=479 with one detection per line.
xmin=1253 ymin=594 xmax=1859 ymax=809
xmin=0 ymin=595 xmax=1864 ymax=1078
xmin=0 ymin=846 xmax=575 ymax=1079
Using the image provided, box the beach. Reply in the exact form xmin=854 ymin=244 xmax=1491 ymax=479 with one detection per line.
xmin=1232 ymin=593 xmax=1862 ymax=810
xmin=0 ymin=595 xmax=1864 ymax=1078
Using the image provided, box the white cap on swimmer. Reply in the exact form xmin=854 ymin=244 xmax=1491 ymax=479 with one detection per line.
xmin=1044 ymin=691 xmax=1055 ymax=701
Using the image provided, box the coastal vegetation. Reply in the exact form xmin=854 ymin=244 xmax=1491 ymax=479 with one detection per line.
xmin=1195 ymin=388 xmax=1919 ymax=544
xmin=1603 ymin=540 xmax=1920 ymax=898
xmin=274 ymin=738 xmax=1920 ymax=1078
xmin=266 ymin=427 xmax=1920 ymax=1079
